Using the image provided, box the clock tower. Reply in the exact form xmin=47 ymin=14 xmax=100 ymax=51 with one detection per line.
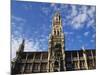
xmin=48 ymin=12 xmax=66 ymax=72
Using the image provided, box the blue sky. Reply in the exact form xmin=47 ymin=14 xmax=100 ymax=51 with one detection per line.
xmin=11 ymin=1 xmax=96 ymax=58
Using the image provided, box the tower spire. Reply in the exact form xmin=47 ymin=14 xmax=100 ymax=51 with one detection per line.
xmin=17 ymin=39 xmax=25 ymax=53
xmin=52 ymin=11 xmax=62 ymax=36
xmin=48 ymin=11 xmax=66 ymax=72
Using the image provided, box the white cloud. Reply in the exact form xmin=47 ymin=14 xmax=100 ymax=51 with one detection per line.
xmin=64 ymin=32 xmax=73 ymax=35
xmin=11 ymin=15 xmax=49 ymax=60
xmin=84 ymin=32 xmax=89 ymax=36
xmin=11 ymin=15 xmax=26 ymax=38
xmin=41 ymin=7 xmax=51 ymax=16
xmin=23 ymin=4 xmax=33 ymax=10
xmin=42 ymin=3 xmax=68 ymax=16
xmin=71 ymin=5 xmax=78 ymax=17
xmin=11 ymin=36 xmax=23 ymax=60
xmin=60 ymin=4 xmax=68 ymax=9
xmin=87 ymin=19 xmax=95 ymax=27
xmin=90 ymin=39 xmax=94 ymax=43
xmin=41 ymin=3 xmax=96 ymax=30
xmin=11 ymin=4 xmax=96 ymax=59
xmin=87 ymin=6 xmax=96 ymax=29
xmin=11 ymin=36 xmax=45 ymax=59
xmin=50 ymin=3 xmax=60 ymax=11
xmin=24 ymin=39 xmax=41 ymax=52
xmin=71 ymin=13 xmax=87 ymax=29
xmin=87 ymin=6 xmax=95 ymax=18
xmin=50 ymin=3 xmax=56 ymax=7
xmin=12 ymin=15 xmax=25 ymax=22
xmin=92 ymin=34 xmax=96 ymax=38
xmin=70 ymin=5 xmax=88 ymax=29
xmin=65 ymin=5 xmax=95 ymax=30
xmin=79 ymin=6 xmax=88 ymax=14
xmin=11 ymin=27 xmax=48 ymax=59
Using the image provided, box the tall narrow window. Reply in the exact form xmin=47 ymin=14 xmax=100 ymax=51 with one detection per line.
xmin=57 ymin=31 xmax=59 ymax=36
xmin=41 ymin=63 xmax=47 ymax=72
xmin=54 ymin=31 xmax=56 ymax=35
xmin=80 ymin=61 xmax=85 ymax=69
xmin=33 ymin=63 xmax=39 ymax=70
xmin=25 ymin=63 xmax=31 ymax=70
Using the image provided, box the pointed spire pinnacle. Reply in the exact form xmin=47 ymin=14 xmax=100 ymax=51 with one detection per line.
xmin=17 ymin=39 xmax=25 ymax=52
xmin=22 ymin=39 xmax=25 ymax=45
xmin=52 ymin=11 xmax=62 ymax=36
xmin=54 ymin=11 xmax=60 ymax=16
xmin=82 ymin=45 xmax=85 ymax=50
xmin=53 ymin=11 xmax=61 ymax=24
xmin=81 ymin=45 xmax=86 ymax=53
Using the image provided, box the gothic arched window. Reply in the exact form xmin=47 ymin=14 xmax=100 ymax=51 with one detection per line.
xmin=57 ymin=31 xmax=59 ymax=36
xmin=54 ymin=61 xmax=59 ymax=65
xmin=55 ymin=43 xmax=61 ymax=49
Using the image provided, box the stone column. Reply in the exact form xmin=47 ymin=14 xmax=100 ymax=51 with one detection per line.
xmin=83 ymin=50 xmax=88 ymax=70
xmin=91 ymin=50 xmax=95 ymax=68
xmin=77 ymin=51 xmax=80 ymax=70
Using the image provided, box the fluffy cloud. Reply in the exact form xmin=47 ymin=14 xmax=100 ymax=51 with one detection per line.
xmin=11 ymin=15 xmax=49 ymax=59
xmin=11 ymin=15 xmax=26 ymax=38
xmin=87 ymin=19 xmax=95 ymax=28
xmin=11 ymin=3 xmax=96 ymax=59
xmin=61 ymin=5 xmax=96 ymax=30
xmin=22 ymin=4 xmax=33 ymax=10
xmin=41 ymin=7 xmax=50 ymax=16
xmin=87 ymin=6 xmax=95 ymax=18
xmin=11 ymin=16 xmax=35 ymax=59
xmin=71 ymin=13 xmax=87 ymax=29
xmin=84 ymin=32 xmax=89 ymax=36
xmin=64 ymin=32 xmax=73 ymax=35
xmin=41 ymin=3 xmax=95 ymax=30
xmin=24 ymin=39 xmax=41 ymax=51
xmin=71 ymin=5 xmax=78 ymax=17
xmin=92 ymin=34 xmax=96 ymax=38
xmin=11 ymin=36 xmax=43 ymax=59
xmin=11 ymin=15 xmax=25 ymax=22
xmin=11 ymin=35 xmax=23 ymax=59
xmin=90 ymin=39 xmax=94 ymax=43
